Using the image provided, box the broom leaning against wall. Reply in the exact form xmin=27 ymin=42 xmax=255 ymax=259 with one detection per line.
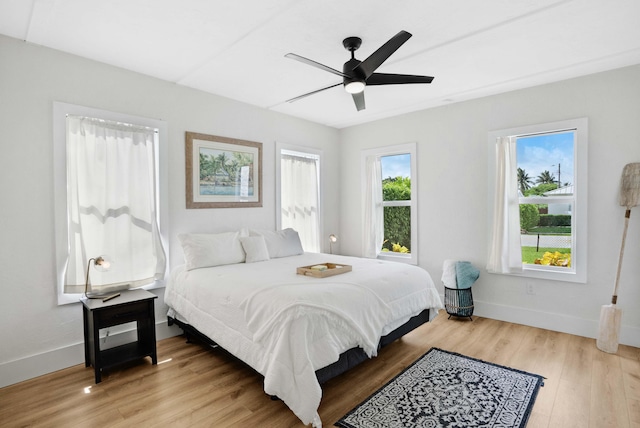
xmin=597 ymin=162 xmax=640 ymax=353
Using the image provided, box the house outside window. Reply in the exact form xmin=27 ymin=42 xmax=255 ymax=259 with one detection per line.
xmin=362 ymin=143 xmax=418 ymax=265
xmin=487 ymin=118 xmax=587 ymax=283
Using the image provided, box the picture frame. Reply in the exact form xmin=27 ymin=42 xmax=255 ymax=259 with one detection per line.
xmin=185 ymin=132 xmax=262 ymax=209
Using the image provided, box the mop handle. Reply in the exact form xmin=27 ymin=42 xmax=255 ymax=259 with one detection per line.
xmin=612 ymin=209 xmax=631 ymax=304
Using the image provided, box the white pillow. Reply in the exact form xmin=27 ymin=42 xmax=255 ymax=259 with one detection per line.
xmin=178 ymin=232 xmax=245 ymax=270
xmin=239 ymin=236 xmax=270 ymax=263
xmin=250 ymin=228 xmax=304 ymax=258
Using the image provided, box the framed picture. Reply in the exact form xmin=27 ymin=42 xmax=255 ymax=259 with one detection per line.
xmin=185 ymin=132 xmax=262 ymax=208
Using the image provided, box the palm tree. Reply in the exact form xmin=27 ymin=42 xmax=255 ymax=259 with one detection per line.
xmin=517 ymin=168 xmax=534 ymax=194
xmin=536 ymin=170 xmax=556 ymax=184
xmin=199 ymin=153 xmax=216 ymax=181
xmin=213 ymin=152 xmax=230 ymax=183
xmin=215 ymin=152 xmax=229 ymax=168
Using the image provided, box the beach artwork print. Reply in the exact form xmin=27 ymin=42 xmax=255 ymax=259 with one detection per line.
xmin=186 ymin=132 xmax=262 ymax=208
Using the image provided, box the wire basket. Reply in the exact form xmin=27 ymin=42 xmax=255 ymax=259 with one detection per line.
xmin=444 ymin=286 xmax=474 ymax=320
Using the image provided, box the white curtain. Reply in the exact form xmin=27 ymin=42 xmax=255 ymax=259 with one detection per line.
xmin=487 ymin=136 xmax=523 ymax=273
xmin=281 ymin=153 xmax=320 ymax=252
xmin=64 ymin=115 xmax=166 ymax=294
xmin=363 ymin=155 xmax=384 ymax=258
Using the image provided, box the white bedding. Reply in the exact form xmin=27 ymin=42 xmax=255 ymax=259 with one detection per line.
xmin=164 ymin=253 xmax=442 ymax=427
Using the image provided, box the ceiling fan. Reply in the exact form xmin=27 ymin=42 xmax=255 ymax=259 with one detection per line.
xmin=285 ymin=30 xmax=434 ymax=111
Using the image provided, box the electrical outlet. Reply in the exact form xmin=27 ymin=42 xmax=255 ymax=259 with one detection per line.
xmin=526 ymin=282 xmax=535 ymax=295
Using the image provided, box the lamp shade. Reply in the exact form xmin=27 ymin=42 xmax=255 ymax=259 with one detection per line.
xmin=93 ymin=255 xmax=112 ymax=271
xmin=84 ymin=255 xmax=116 ymax=299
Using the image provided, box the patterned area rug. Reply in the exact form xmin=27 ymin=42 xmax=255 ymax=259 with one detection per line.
xmin=335 ymin=348 xmax=544 ymax=428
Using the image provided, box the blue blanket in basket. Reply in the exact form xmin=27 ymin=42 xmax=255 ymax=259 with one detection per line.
xmin=455 ymin=261 xmax=479 ymax=289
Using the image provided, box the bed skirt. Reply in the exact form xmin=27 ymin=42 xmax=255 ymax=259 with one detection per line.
xmin=167 ymin=308 xmax=431 ymax=385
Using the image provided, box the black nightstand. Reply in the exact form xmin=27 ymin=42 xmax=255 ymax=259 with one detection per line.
xmin=82 ymin=289 xmax=158 ymax=383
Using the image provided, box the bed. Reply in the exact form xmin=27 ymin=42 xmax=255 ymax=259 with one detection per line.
xmin=164 ymin=229 xmax=443 ymax=427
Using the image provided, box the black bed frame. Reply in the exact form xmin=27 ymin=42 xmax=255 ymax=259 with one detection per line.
xmin=167 ymin=308 xmax=430 ymax=385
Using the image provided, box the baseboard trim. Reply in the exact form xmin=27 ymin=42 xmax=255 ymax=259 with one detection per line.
xmin=3 ymin=304 xmax=638 ymax=389
xmin=0 ymin=320 xmax=182 ymax=388
xmin=472 ymin=299 xmax=640 ymax=348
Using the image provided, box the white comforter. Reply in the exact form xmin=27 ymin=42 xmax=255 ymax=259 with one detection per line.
xmin=164 ymin=253 xmax=442 ymax=427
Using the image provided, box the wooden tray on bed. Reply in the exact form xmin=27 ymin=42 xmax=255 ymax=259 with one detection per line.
xmin=296 ymin=263 xmax=352 ymax=278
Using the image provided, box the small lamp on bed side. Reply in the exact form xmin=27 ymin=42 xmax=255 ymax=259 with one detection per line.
xmin=329 ymin=234 xmax=338 ymax=254
xmin=84 ymin=255 xmax=120 ymax=302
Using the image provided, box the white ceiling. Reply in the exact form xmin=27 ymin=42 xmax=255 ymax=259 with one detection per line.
xmin=2 ymin=0 xmax=640 ymax=128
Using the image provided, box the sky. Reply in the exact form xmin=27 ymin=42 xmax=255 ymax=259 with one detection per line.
xmin=516 ymin=131 xmax=574 ymax=187
xmin=379 ymin=134 xmax=574 ymax=185
xmin=381 ymin=153 xmax=410 ymax=179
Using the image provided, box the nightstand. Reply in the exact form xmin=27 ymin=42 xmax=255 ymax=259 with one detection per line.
xmin=82 ymin=289 xmax=158 ymax=383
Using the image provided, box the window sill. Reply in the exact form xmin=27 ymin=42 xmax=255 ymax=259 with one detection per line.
xmin=377 ymin=252 xmax=417 ymax=265
xmin=495 ymin=265 xmax=586 ymax=283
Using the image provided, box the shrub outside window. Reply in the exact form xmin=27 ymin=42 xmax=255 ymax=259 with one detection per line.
xmin=381 ymin=157 xmax=412 ymax=255
xmin=362 ymin=143 xmax=417 ymax=265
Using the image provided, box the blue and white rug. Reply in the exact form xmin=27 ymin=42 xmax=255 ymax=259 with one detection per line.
xmin=335 ymin=348 xmax=544 ymax=428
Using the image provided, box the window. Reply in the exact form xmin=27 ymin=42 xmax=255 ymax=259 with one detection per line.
xmin=362 ymin=143 xmax=417 ymax=264
xmin=487 ymin=118 xmax=587 ymax=282
xmin=277 ymin=145 xmax=321 ymax=252
xmin=53 ymin=102 xmax=169 ymax=304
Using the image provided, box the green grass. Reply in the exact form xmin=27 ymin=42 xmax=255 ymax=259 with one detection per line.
xmin=528 ymin=226 xmax=571 ymax=234
xmin=522 ymin=246 xmax=571 ymax=264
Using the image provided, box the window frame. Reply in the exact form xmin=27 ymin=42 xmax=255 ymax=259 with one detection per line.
xmin=362 ymin=143 xmax=418 ymax=265
xmin=487 ymin=118 xmax=588 ymax=283
xmin=53 ymin=102 xmax=169 ymax=304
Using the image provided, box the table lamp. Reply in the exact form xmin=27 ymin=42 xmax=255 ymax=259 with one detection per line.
xmin=84 ymin=255 xmax=120 ymax=302
xmin=329 ymin=234 xmax=338 ymax=254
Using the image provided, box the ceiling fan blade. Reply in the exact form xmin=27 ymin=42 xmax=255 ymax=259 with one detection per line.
xmin=285 ymin=53 xmax=348 ymax=78
xmin=352 ymin=91 xmax=365 ymax=111
xmin=355 ymin=30 xmax=412 ymax=79
xmin=366 ymin=72 xmax=434 ymax=85
xmin=286 ymin=82 xmax=342 ymax=103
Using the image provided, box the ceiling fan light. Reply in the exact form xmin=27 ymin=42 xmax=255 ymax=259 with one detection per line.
xmin=345 ymin=80 xmax=365 ymax=94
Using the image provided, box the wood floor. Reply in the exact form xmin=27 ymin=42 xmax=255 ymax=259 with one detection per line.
xmin=1 ymin=312 xmax=639 ymax=427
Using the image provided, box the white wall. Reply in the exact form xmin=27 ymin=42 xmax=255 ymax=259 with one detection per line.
xmin=339 ymin=64 xmax=640 ymax=347
xmin=2 ymin=31 xmax=639 ymax=388
xmin=0 ymin=35 xmax=340 ymax=386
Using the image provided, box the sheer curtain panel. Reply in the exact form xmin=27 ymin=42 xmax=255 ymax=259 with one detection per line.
xmin=486 ymin=136 xmax=523 ymax=274
xmin=280 ymin=153 xmax=320 ymax=252
xmin=64 ymin=115 xmax=166 ymax=294
xmin=363 ymin=155 xmax=384 ymax=258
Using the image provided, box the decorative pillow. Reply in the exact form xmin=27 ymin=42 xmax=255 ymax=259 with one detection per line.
xmin=178 ymin=232 xmax=245 ymax=270
xmin=239 ymin=236 xmax=270 ymax=263
xmin=250 ymin=228 xmax=304 ymax=258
